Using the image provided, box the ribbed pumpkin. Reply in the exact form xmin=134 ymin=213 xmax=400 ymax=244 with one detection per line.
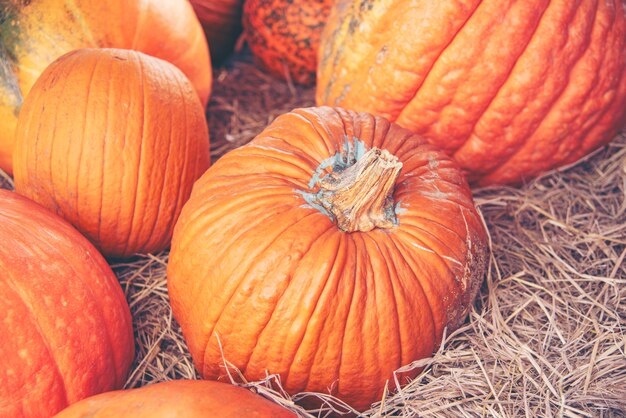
xmin=190 ymin=0 xmax=244 ymax=63
xmin=167 ymin=106 xmax=488 ymax=411
xmin=0 ymin=189 xmax=134 ymax=418
xmin=0 ymin=0 xmax=211 ymax=174
xmin=317 ymin=0 xmax=626 ymax=185
xmin=243 ymin=0 xmax=333 ymax=84
xmin=53 ymin=380 xmax=297 ymax=418
xmin=13 ymin=48 xmax=211 ymax=259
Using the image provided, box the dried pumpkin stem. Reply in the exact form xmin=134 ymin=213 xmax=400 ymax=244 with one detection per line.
xmin=319 ymin=147 xmax=402 ymax=233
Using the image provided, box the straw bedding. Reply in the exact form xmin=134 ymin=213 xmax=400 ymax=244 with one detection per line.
xmin=2 ymin=52 xmax=625 ymax=417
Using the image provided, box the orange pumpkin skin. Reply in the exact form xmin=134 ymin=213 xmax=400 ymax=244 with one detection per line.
xmin=243 ymin=0 xmax=333 ymax=84
xmin=53 ymin=380 xmax=297 ymax=418
xmin=316 ymin=0 xmax=626 ymax=185
xmin=13 ymin=49 xmax=211 ymax=259
xmin=167 ymin=106 xmax=488 ymax=411
xmin=0 ymin=0 xmax=211 ymax=174
xmin=0 ymin=190 xmax=133 ymax=418
xmin=190 ymin=0 xmax=244 ymax=63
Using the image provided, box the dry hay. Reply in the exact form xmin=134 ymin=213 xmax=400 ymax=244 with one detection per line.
xmin=3 ymin=51 xmax=626 ymax=417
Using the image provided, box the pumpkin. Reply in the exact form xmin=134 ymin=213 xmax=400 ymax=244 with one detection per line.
xmin=0 ymin=0 xmax=211 ymax=174
xmin=167 ymin=106 xmax=488 ymax=411
xmin=53 ymin=380 xmax=297 ymax=418
xmin=190 ymin=0 xmax=244 ymax=63
xmin=242 ymin=0 xmax=333 ymax=84
xmin=0 ymin=189 xmax=134 ymax=418
xmin=13 ymin=48 xmax=211 ymax=259
xmin=316 ymin=0 xmax=626 ymax=185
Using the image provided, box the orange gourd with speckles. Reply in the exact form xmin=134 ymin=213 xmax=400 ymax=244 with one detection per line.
xmin=13 ymin=48 xmax=210 ymax=258
xmin=317 ymin=0 xmax=626 ymax=185
xmin=167 ymin=106 xmax=488 ymax=411
xmin=243 ymin=0 xmax=332 ymax=84
xmin=0 ymin=189 xmax=133 ymax=418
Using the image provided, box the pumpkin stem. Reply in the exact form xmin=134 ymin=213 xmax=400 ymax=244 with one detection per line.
xmin=319 ymin=147 xmax=402 ymax=233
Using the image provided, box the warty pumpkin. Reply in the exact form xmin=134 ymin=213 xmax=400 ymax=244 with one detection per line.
xmin=190 ymin=0 xmax=244 ymax=63
xmin=0 ymin=0 xmax=211 ymax=174
xmin=0 ymin=189 xmax=134 ymax=418
xmin=13 ymin=48 xmax=211 ymax=259
xmin=243 ymin=0 xmax=333 ymax=84
xmin=316 ymin=0 xmax=626 ymax=185
xmin=53 ymin=380 xmax=297 ymax=418
xmin=167 ymin=106 xmax=488 ymax=411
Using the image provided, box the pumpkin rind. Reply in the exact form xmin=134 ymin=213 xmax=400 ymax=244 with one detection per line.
xmin=13 ymin=48 xmax=211 ymax=258
xmin=52 ymin=380 xmax=297 ymax=418
xmin=0 ymin=190 xmax=134 ymax=418
xmin=167 ymin=106 xmax=488 ymax=411
xmin=190 ymin=0 xmax=244 ymax=63
xmin=316 ymin=0 xmax=626 ymax=185
xmin=243 ymin=0 xmax=333 ymax=84
xmin=0 ymin=0 xmax=211 ymax=174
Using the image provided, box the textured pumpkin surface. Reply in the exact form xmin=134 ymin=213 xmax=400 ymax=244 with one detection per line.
xmin=13 ymin=48 xmax=211 ymax=259
xmin=0 ymin=0 xmax=211 ymax=174
xmin=317 ymin=0 xmax=626 ymax=185
xmin=190 ymin=0 xmax=244 ymax=63
xmin=53 ymin=380 xmax=297 ymax=418
xmin=0 ymin=190 xmax=133 ymax=418
xmin=243 ymin=0 xmax=332 ymax=84
xmin=168 ymin=106 xmax=488 ymax=411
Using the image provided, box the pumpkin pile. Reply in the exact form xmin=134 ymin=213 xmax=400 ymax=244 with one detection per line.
xmin=0 ymin=0 xmax=624 ymax=416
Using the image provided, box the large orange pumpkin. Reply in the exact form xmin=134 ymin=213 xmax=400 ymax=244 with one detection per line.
xmin=53 ymin=380 xmax=297 ymax=418
xmin=13 ymin=48 xmax=211 ymax=259
xmin=190 ymin=0 xmax=244 ymax=63
xmin=317 ymin=0 xmax=626 ymax=185
xmin=0 ymin=189 xmax=134 ymax=418
xmin=243 ymin=0 xmax=333 ymax=84
xmin=0 ymin=0 xmax=211 ymax=174
xmin=167 ymin=106 xmax=488 ymax=411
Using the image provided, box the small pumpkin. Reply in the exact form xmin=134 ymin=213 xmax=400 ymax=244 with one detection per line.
xmin=0 ymin=189 xmax=134 ymax=418
xmin=53 ymin=380 xmax=297 ymax=418
xmin=316 ymin=0 xmax=626 ymax=185
xmin=243 ymin=0 xmax=333 ymax=84
xmin=13 ymin=48 xmax=211 ymax=259
xmin=0 ymin=0 xmax=211 ymax=174
xmin=190 ymin=0 xmax=244 ymax=63
xmin=167 ymin=106 xmax=488 ymax=411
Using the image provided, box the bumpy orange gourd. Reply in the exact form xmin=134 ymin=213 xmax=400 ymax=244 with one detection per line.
xmin=0 ymin=190 xmax=134 ymax=418
xmin=168 ymin=106 xmax=488 ymax=411
xmin=317 ymin=0 xmax=626 ymax=185
xmin=0 ymin=0 xmax=211 ymax=174
xmin=243 ymin=0 xmax=332 ymax=84
xmin=53 ymin=380 xmax=297 ymax=418
xmin=13 ymin=48 xmax=211 ymax=259
xmin=190 ymin=0 xmax=244 ymax=63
